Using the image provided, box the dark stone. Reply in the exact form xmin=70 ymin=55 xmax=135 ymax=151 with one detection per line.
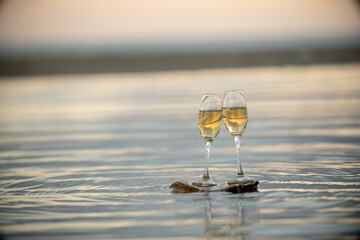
xmin=169 ymin=181 xmax=200 ymax=193
xmin=169 ymin=180 xmax=259 ymax=193
xmin=225 ymin=180 xmax=259 ymax=193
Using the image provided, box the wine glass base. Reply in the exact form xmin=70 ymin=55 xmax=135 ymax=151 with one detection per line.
xmin=192 ymin=178 xmax=217 ymax=187
xmin=227 ymin=175 xmax=254 ymax=185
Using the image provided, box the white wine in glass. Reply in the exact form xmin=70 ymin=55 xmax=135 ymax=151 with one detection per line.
xmin=193 ymin=94 xmax=222 ymax=187
xmin=198 ymin=110 xmax=222 ymax=143
xmin=222 ymin=107 xmax=248 ymax=137
xmin=222 ymin=90 xmax=253 ymax=184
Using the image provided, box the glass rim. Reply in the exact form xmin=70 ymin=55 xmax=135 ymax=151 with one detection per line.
xmin=202 ymin=93 xmax=222 ymax=97
xmin=223 ymin=90 xmax=244 ymax=94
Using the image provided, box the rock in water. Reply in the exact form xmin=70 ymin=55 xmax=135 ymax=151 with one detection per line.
xmin=169 ymin=181 xmax=200 ymax=193
xmin=169 ymin=180 xmax=259 ymax=193
xmin=225 ymin=180 xmax=259 ymax=193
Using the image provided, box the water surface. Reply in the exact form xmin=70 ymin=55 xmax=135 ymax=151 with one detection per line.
xmin=0 ymin=64 xmax=360 ymax=239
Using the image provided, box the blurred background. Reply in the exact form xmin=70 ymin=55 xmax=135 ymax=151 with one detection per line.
xmin=1 ymin=1 xmax=360 ymax=240
xmin=0 ymin=0 xmax=360 ymax=75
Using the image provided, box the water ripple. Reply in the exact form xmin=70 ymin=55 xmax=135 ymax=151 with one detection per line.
xmin=1 ymin=64 xmax=360 ymax=239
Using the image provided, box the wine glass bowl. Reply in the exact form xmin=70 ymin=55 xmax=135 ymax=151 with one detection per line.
xmin=222 ymin=90 xmax=253 ymax=184
xmin=193 ymin=94 xmax=222 ymax=187
xmin=222 ymin=105 xmax=248 ymax=138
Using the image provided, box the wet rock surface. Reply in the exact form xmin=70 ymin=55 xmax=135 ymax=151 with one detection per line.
xmin=169 ymin=180 xmax=259 ymax=193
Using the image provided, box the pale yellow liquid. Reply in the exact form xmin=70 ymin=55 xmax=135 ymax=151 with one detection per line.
xmin=198 ymin=110 xmax=222 ymax=143
xmin=222 ymin=107 xmax=248 ymax=137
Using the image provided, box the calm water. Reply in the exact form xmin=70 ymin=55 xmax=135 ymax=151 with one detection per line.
xmin=0 ymin=64 xmax=360 ymax=239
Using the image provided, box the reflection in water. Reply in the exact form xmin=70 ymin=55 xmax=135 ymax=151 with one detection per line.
xmin=0 ymin=64 xmax=360 ymax=239
xmin=203 ymin=193 xmax=253 ymax=239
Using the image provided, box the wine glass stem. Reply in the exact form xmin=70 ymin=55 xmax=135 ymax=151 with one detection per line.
xmin=234 ymin=136 xmax=244 ymax=176
xmin=203 ymin=141 xmax=211 ymax=179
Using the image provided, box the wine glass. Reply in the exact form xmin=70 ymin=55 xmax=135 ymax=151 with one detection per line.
xmin=193 ymin=93 xmax=222 ymax=187
xmin=222 ymin=90 xmax=253 ymax=184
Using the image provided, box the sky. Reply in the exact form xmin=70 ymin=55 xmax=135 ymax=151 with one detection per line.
xmin=0 ymin=0 xmax=360 ymax=56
